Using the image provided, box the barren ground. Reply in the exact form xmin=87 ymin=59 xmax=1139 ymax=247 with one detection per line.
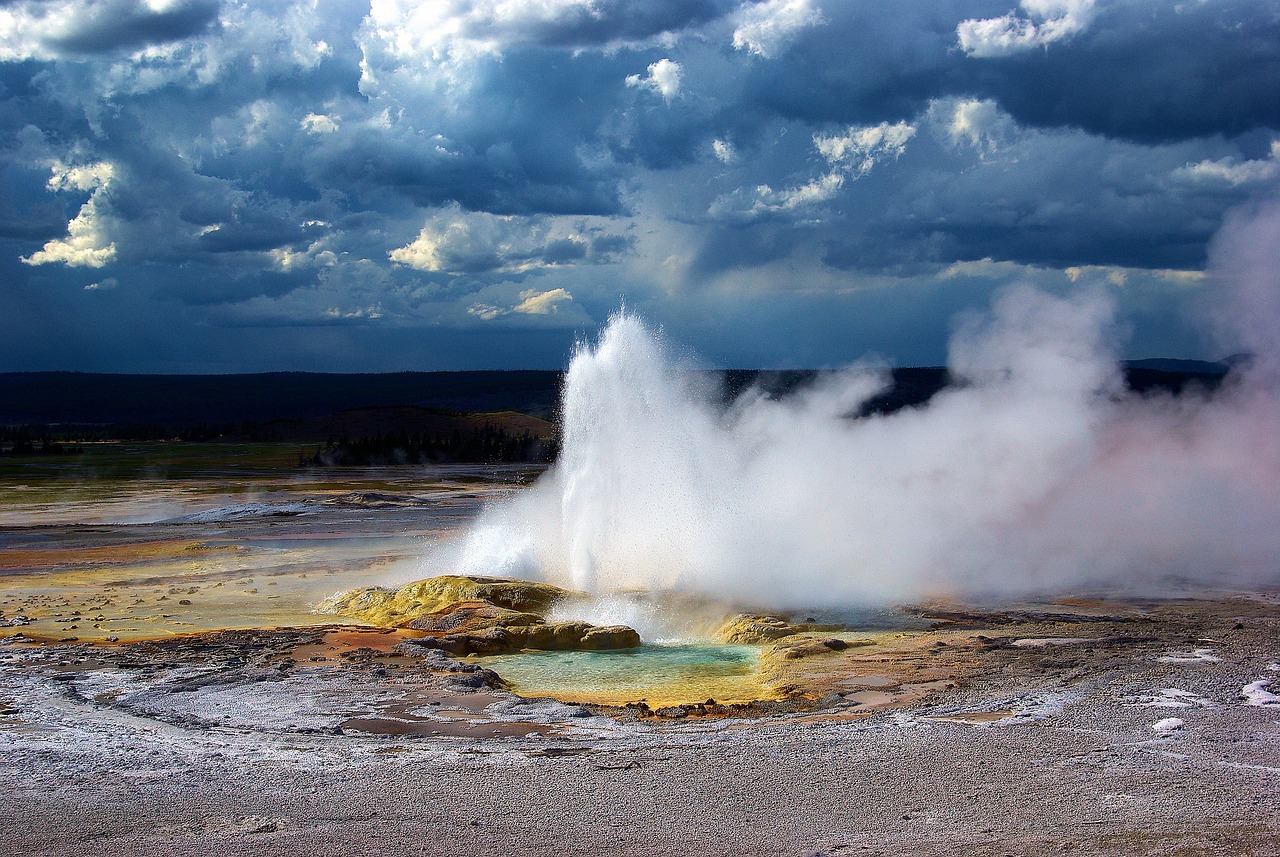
xmin=3 ymin=594 xmax=1279 ymax=856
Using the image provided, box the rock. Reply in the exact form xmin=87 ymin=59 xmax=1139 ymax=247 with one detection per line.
xmin=579 ymin=625 xmax=642 ymax=650
xmin=443 ymin=622 xmax=636 ymax=655
xmin=400 ymin=606 xmax=639 ymax=656
xmin=550 ymin=621 xmax=592 ymax=648
xmin=769 ymin=636 xmax=873 ymax=660
xmin=655 ymin=706 xmax=688 ymax=718
xmin=317 ymin=575 xmax=572 ymax=627
xmin=322 ymin=575 xmax=641 ymax=655
xmin=716 ymin=614 xmax=845 ymax=644
xmin=403 ymin=601 xmax=543 ymax=634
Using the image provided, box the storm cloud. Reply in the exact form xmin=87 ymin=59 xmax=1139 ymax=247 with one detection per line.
xmin=0 ymin=0 xmax=1277 ymax=371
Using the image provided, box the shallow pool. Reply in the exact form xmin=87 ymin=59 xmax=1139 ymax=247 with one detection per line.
xmin=474 ymin=644 xmax=766 ymax=707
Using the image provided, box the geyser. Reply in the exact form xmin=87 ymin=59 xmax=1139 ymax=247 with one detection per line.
xmin=440 ymin=208 xmax=1280 ymax=610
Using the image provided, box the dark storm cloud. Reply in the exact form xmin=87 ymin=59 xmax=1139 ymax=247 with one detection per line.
xmin=313 ymin=121 xmax=625 ymax=217
xmin=730 ymin=1 xmax=1280 ymax=144
xmin=455 ymin=0 xmax=733 ymax=47
xmin=967 ymin=0 xmax=1280 ymax=143
xmin=48 ymin=0 xmax=221 ymax=55
xmin=196 ymin=210 xmax=305 ymax=254
xmin=733 ymin=2 xmax=980 ymax=127
xmin=1 ymin=0 xmax=1277 ymax=371
xmin=0 ymin=160 xmax=65 ymax=239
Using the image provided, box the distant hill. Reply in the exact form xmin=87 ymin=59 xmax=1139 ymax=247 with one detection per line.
xmin=1124 ymin=358 xmax=1230 ymax=374
xmin=0 ymin=371 xmax=564 ymax=428
xmin=255 ymin=406 xmax=556 ymax=443
xmin=0 ymin=361 xmax=1233 ymax=444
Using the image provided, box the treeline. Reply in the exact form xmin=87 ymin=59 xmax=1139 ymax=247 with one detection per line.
xmin=0 ymin=426 xmax=83 ymax=456
xmin=0 ymin=421 xmax=286 ymax=444
xmin=304 ymin=427 xmax=558 ymax=467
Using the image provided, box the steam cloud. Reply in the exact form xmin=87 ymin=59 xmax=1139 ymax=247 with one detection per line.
xmin=432 ymin=200 xmax=1280 ymax=609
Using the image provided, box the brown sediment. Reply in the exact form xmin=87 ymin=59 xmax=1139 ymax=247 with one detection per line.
xmin=337 ymin=692 xmax=559 ymax=739
xmin=925 ymin=709 xmax=1017 ymax=724
xmin=288 ymin=626 xmax=424 ymax=661
xmin=0 ymin=539 xmax=239 ymax=572
xmin=340 ymin=716 xmax=555 ymax=738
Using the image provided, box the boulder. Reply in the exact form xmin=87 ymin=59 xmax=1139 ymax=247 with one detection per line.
xmin=579 ymin=625 xmax=642 ymax=650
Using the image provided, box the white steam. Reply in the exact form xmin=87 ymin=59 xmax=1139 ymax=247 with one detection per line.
xmin=435 ymin=205 xmax=1280 ymax=608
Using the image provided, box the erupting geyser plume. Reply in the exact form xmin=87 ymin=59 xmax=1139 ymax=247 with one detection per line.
xmin=439 ymin=202 xmax=1280 ymax=609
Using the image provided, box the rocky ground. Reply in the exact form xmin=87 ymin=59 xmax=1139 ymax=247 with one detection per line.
xmin=2 ymin=594 xmax=1279 ymax=856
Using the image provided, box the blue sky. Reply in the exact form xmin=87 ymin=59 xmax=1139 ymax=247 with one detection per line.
xmin=1 ymin=0 xmax=1278 ymax=372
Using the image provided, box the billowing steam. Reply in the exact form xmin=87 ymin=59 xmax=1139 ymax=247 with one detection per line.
xmin=433 ymin=201 xmax=1280 ymax=609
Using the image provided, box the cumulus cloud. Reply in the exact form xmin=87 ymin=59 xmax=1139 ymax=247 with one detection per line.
xmin=731 ymin=0 xmax=824 ymax=58
xmin=2 ymin=0 xmax=1280 ymax=371
xmin=21 ymin=161 xmax=117 ymax=268
xmin=712 ymin=121 xmax=916 ymax=220
xmin=814 ymin=120 xmax=915 ymax=175
xmin=471 ymin=287 xmax=575 ymax=320
xmin=390 ymin=205 xmax=632 ymax=275
xmin=625 ymin=58 xmax=682 ymax=102
xmin=940 ymin=98 xmax=1013 ymax=153
xmin=957 ymin=0 xmax=1096 ymax=57
xmin=514 ymin=286 xmax=573 ymax=315
xmin=1174 ymin=142 xmax=1280 ymax=188
xmin=466 ymin=286 xmax=585 ymax=323
xmin=299 ymin=112 xmax=340 ymax=135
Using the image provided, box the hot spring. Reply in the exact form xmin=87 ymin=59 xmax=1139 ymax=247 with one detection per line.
xmin=473 ymin=644 xmax=765 ymax=707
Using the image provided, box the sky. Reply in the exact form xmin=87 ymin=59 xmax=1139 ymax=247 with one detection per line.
xmin=1 ymin=0 xmax=1278 ymax=373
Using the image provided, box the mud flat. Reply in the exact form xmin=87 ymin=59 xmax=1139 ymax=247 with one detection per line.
xmin=2 ymin=594 xmax=1279 ymax=856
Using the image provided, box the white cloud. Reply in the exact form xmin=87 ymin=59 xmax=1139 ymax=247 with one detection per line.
xmin=324 ymin=304 xmax=382 ymax=320
xmin=748 ymin=171 xmax=845 ymax=212
xmin=941 ymin=258 xmax=1040 ymax=279
xmin=815 ymin=120 xmax=916 ymax=175
xmin=732 ymin=0 xmax=824 ymax=58
xmin=941 ymin=98 xmax=1012 ymax=152
xmin=84 ymin=277 xmax=118 ymax=290
xmin=1174 ymin=141 xmax=1280 ymax=187
xmin=957 ymin=0 xmax=1096 ymax=57
xmin=299 ymin=112 xmax=340 ymax=135
xmin=713 ymin=121 xmax=917 ymax=220
xmin=712 ymin=138 xmax=738 ymax=163
xmin=468 ymin=303 xmax=503 ymax=320
xmin=22 ymin=161 xmax=117 ymax=268
xmin=271 ymin=241 xmax=337 ymax=272
xmin=468 ymin=287 xmax=575 ymax=321
xmin=390 ymin=204 xmax=628 ymax=275
xmin=625 ymin=58 xmax=682 ymax=102
xmin=514 ymin=287 xmax=573 ymax=315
